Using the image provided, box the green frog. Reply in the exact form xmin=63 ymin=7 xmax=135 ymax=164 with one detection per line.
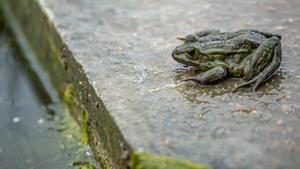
xmin=172 ymin=29 xmax=282 ymax=92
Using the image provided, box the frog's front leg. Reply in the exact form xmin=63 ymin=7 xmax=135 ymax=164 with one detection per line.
xmin=182 ymin=66 xmax=227 ymax=84
xmin=232 ymin=37 xmax=281 ymax=92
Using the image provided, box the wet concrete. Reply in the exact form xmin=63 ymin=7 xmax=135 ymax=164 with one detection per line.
xmin=0 ymin=30 xmax=99 ymax=169
xmin=39 ymin=0 xmax=300 ymax=168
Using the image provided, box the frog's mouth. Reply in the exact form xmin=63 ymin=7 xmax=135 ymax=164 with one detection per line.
xmin=172 ymin=50 xmax=199 ymax=66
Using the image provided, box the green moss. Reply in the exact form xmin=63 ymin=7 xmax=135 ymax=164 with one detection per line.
xmin=73 ymin=161 xmax=97 ymax=169
xmin=64 ymin=83 xmax=74 ymax=106
xmin=81 ymin=110 xmax=90 ymax=144
xmin=63 ymin=83 xmax=90 ymax=145
xmin=131 ymin=152 xmax=212 ymax=169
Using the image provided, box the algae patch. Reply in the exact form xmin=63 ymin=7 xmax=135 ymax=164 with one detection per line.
xmin=73 ymin=161 xmax=97 ymax=169
xmin=131 ymin=152 xmax=212 ymax=169
xmin=81 ymin=110 xmax=90 ymax=144
xmin=63 ymin=83 xmax=90 ymax=144
xmin=64 ymin=83 xmax=75 ymax=106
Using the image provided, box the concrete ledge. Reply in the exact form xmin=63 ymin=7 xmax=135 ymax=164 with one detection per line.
xmin=2 ymin=0 xmax=300 ymax=169
xmin=0 ymin=0 xmax=130 ymax=168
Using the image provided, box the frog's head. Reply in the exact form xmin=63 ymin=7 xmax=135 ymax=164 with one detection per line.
xmin=172 ymin=45 xmax=198 ymax=66
xmin=172 ymin=34 xmax=209 ymax=66
xmin=172 ymin=43 xmax=208 ymax=67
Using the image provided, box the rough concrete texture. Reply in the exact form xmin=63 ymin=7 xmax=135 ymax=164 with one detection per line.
xmin=42 ymin=0 xmax=300 ymax=168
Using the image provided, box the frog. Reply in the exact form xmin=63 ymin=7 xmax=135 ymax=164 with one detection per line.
xmin=172 ymin=29 xmax=282 ymax=92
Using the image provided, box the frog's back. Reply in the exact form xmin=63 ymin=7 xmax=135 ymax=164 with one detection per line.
xmin=198 ymin=30 xmax=268 ymax=52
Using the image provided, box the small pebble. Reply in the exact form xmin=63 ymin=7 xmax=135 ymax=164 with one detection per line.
xmin=277 ymin=120 xmax=283 ymax=126
xmin=284 ymin=139 xmax=290 ymax=144
xmin=276 ymin=95 xmax=291 ymax=101
xmin=120 ymin=150 xmax=130 ymax=161
xmin=37 ymin=118 xmax=44 ymax=125
xmin=12 ymin=117 xmax=21 ymax=123
xmin=211 ymin=127 xmax=228 ymax=138
xmin=85 ymin=151 xmax=92 ymax=156
xmin=288 ymin=18 xmax=294 ymax=23
xmin=162 ymin=138 xmax=170 ymax=146
xmin=232 ymin=104 xmax=256 ymax=113
xmin=281 ymin=104 xmax=293 ymax=115
xmin=287 ymin=127 xmax=293 ymax=133
xmin=276 ymin=26 xmax=284 ymax=30
xmin=250 ymin=108 xmax=257 ymax=114
xmin=260 ymin=113 xmax=272 ymax=122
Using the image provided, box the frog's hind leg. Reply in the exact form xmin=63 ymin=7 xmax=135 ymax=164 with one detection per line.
xmin=231 ymin=59 xmax=279 ymax=92
xmin=195 ymin=29 xmax=220 ymax=37
xmin=232 ymin=37 xmax=281 ymax=93
xmin=177 ymin=29 xmax=220 ymax=41
xmin=238 ymin=29 xmax=281 ymax=40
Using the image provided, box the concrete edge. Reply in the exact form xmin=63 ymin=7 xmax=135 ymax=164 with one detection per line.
xmin=0 ymin=0 xmax=130 ymax=168
xmin=0 ymin=1 xmax=214 ymax=169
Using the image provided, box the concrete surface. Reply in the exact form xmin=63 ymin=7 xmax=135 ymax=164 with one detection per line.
xmin=42 ymin=0 xmax=300 ymax=168
xmin=4 ymin=0 xmax=300 ymax=168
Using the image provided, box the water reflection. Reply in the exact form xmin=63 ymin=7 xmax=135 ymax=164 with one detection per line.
xmin=0 ymin=29 xmax=98 ymax=168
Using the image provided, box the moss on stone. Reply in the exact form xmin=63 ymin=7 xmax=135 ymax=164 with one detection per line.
xmin=131 ymin=152 xmax=212 ymax=169
xmin=64 ymin=83 xmax=74 ymax=106
xmin=81 ymin=110 xmax=90 ymax=144
xmin=73 ymin=161 xmax=97 ymax=169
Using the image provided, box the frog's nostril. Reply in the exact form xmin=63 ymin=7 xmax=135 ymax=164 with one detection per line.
xmin=175 ymin=49 xmax=181 ymax=54
xmin=172 ymin=48 xmax=183 ymax=60
xmin=172 ymin=48 xmax=181 ymax=55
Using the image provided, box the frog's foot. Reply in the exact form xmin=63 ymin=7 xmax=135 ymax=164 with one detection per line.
xmin=232 ymin=65 xmax=278 ymax=93
xmin=181 ymin=66 xmax=227 ymax=84
xmin=232 ymin=37 xmax=281 ymax=93
xmin=177 ymin=37 xmax=186 ymax=41
xmin=195 ymin=29 xmax=220 ymax=37
xmin=238 ymin=29 xmax=281 ymax=40
xmin=177 ymin=29 xmax=220 ymax=42
xmin=231 ymin=76 xmax=258 ymax=93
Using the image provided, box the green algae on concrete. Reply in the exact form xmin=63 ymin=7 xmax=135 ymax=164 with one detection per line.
xmin=81 ymin=110 xmax=91 ymax=144
xmin=64 ymin=83 xmax=75 ymax=107
xmin=63 ymin=83 xmax=90 ymax=144
xmin=73 ymin=161 xmax=97 ymax=169
xmin=131 ymin=152 xmax=211 ymax=169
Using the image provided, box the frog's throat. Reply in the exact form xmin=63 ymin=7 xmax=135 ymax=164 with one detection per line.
xmin=172 ymin=55 xmax=200 ymax=66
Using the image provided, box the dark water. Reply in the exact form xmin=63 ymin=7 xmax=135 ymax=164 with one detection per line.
xmin=0 ymin=30 xmax=98 ymax=168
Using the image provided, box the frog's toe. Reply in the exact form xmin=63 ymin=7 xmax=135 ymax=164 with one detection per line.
xmin=231 ymin=77 xmax=258 ymax=93
xmin=181 ymin=78 xmax=201 ymax=84
xmin=252 ymin=78 xmax=265 ymax=92
xmin=177 ymin=37 xmax=185 ymax=41
xmin=252 ymin=86 xmax=258 ymax=93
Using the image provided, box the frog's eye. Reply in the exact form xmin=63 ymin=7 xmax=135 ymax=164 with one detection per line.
xmin=185 ymin=46 xmax=199 ymax=60
xmin=185 ymin=34 xmax=197 ymax=42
